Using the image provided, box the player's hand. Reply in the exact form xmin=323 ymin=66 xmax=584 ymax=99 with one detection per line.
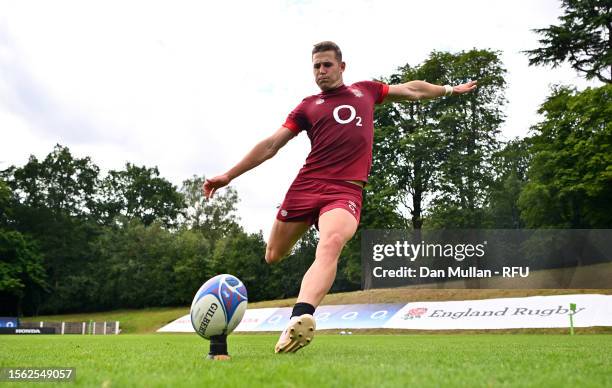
xmin=203 ymin=174 xmax=231 ymax=199
xmin=452 ymin=80 xmax=478 ymax=95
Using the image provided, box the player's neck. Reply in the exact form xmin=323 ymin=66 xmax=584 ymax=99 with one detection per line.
xmin=321 ymin=82 xmax=346 ymax=94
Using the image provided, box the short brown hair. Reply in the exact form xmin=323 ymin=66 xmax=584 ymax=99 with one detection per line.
xmin=312 ymin=41 xmax=342 ymax=62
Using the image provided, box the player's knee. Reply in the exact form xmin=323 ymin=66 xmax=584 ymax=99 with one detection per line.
xmin=319 ymin=232 xmax=346 ymax=255
xmin=265 ymin=246 xmax=283 ymax=265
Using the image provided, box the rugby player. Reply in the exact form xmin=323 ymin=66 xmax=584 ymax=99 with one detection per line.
xmin=203 ymin=41 xmax=477 ymax=353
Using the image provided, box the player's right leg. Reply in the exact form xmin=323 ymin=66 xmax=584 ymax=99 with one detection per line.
xmin=275 ymin=180 xmax=362 ymax=354
xmin=295 ymin=208 xmax=358 ymax=306
xmin=265 ymin=218 xmax=310 ymax=264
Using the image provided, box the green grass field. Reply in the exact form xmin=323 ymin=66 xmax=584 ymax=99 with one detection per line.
xmin=1 ymin=334 xmax=611 ymax=387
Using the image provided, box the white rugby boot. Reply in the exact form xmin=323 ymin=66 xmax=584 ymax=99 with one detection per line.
xmin=274 ymin=314 xmax=316 ymax=353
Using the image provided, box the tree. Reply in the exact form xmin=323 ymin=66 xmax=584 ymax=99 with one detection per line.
xmin=486 ymin=138 xmax=531 ymax=228
xmin=0 ymin=229 xmax=48 ymax=316
xmin=100 ymin=163 xmax=185 ymax=227
xmin=0 ymin=181 xmax=48 ymax=316
xmin=210 ymin=230 xmax=272 ymax=301
xmin=91 ymin=220 xmax=183 ymax=309
xmin=426 ymin=50 xmax=506 ymax=228
xmin=519 ymin=85 xmax=612 ymax=228
xmin=0 ymin=179 xmax=12 ymax=227
xmin=2 ymin=144 xmax=101 ymax=219
xmin=180 ymin=175 xmax=240 ymax=241
xmin=367 ymin=50 xmax=506 ymax=230
xmin=524 ymin=0 xmax=611 ymax=83
xmin=1 ymin=145 xmax=256 ymax=313
xmin=370 ymin=59 xmax=448 ymax=230
xmin=0 ymin=146 xmax=103 ymax=314
xmin=171 ymin=229 xmax=213 ymax=304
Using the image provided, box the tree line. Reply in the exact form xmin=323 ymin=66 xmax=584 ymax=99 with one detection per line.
xmin=1 ymin=0 xmax=609 ymax=315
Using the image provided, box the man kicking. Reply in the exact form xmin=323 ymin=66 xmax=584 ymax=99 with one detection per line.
xmin=203 ymin=41 xmax=476 ymax=353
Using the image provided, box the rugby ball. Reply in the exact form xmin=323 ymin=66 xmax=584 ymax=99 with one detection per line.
xmin=190 ymin=274 xmax=248 ymax=339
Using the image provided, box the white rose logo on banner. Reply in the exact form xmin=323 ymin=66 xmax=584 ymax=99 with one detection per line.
xmin=403 ymin=307 xmax=428 ymax=320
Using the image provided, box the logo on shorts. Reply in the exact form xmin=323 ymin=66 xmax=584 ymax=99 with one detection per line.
xmin=315 ymin=98 xmax=325 ymax=105
xmin=280 ymin=209 xmax=288 ymax=217
xmin=348 ymin=201 xmax=357 ymax=214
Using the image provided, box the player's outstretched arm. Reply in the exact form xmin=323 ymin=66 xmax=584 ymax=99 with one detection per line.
xmin=203 ymin=126 xmax=295 ymax=199
xmin=384 ymin=80 xmax=477 ymax=102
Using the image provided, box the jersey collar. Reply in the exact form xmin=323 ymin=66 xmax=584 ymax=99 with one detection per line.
xmin=320 ymin=83 xmax=347 ymax=96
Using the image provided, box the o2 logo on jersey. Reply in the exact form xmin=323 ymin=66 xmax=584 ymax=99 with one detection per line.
xmin=333 ymin=105 xmax=362 ymax=127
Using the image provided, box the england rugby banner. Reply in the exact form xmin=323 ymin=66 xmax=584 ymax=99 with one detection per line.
xmin=383 ymin=294 xmax=612 ymax=330
xmin=156 ymin=294 xmax=612 ymax=332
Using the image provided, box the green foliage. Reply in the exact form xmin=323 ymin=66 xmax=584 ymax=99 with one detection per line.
xmin=0 ymin=145 xmax=192 ymax=314
xmin=100 ymin=163 xmax=185 ymax=228
xmin=0 ymin=181 xmax=47 ymax=315
xmin=180 ymin=175 xmax=240 ymax=241
xmin=367 ymin=50 xmax=506 ymax=230
xmin=277 ymin=229 xmax=318 ymax=297
xmin=210 ymin=228 xmax=317 ymax=302
xmin=0 ymin=180 xmax=12 ymax=226
xmin=0 ymin=181 xmax=48 ymax=315
xmin=524 ymin=0 xmax=611 ymax=83
xmin=478 ymin=138 xmax=532 ymax=228
xmin=90 ymin=220 xmax=208 ymax=309
xmin=2 ymin=145 xmax=100 ymax=218
xmin=519 ymin=84 xmax=612 ymax=228
xmin=344 ymin=50 xmax=509 ymax=289
xmin=211 ymin=230 xmax=270 ymax=301
xmin=171 ymin=229 xmax=213 ymax=303
xmin=426 ymin=50 xmax=506 ymax=228
xmin=369 ymin=56 xmax=449 ymax=230
xmin=87 ymin=219 xmax=218 ymax=309
xmin=0 ymin=230 xmax=47 ymax=300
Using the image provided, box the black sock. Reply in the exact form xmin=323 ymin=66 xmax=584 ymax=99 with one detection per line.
xmin=291 ymin=302 xmax=315 ymax=318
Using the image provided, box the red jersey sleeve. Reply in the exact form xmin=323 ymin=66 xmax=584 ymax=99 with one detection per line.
xmin=283 ymin=99 xmax=311 ymax=134
xmin=354 ymin=81 xmax=389 ymax=104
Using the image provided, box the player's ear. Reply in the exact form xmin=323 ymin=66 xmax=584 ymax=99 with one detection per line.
xmin=340 ymin=61 xmax=346 ymax=72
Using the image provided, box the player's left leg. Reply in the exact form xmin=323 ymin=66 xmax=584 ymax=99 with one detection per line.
xmin=265 ymin=218 xmax=310 ymax=264
xmin=275 ymin=208 xmax=358 ymax=353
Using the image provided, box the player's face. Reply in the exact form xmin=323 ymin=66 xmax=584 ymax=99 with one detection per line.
xmin=312 ymin=51 xmax=345 ymax=91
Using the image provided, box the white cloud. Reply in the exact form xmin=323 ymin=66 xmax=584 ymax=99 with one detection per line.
xmin=0 ymin=0 xmax=602 ymax=238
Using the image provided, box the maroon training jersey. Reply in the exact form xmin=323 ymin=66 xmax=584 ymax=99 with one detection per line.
xmin=283 ymin=81 xmax=389 ymax=182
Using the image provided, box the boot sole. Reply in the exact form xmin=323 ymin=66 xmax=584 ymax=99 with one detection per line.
xmin=275 ymin=314 xmax=316 ymax=353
